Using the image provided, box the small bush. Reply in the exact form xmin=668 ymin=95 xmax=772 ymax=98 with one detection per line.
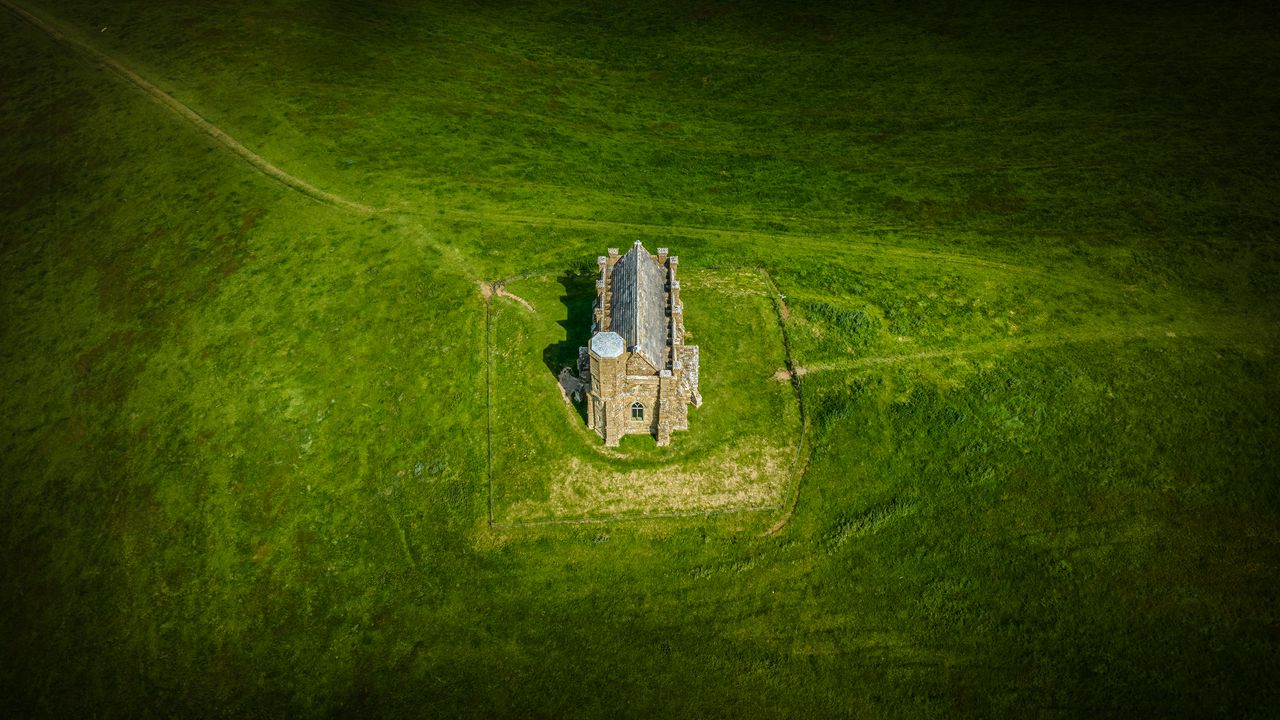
xmin=797 ymin=299 xmax=880 ymax=348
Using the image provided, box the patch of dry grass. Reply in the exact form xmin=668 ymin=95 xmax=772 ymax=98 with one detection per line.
xmin=506 ymin=440 xmax=793 ymax=522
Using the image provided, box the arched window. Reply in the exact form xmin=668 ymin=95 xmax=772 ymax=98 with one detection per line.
xmin=631 ymin=402 xmax=645 ymax=421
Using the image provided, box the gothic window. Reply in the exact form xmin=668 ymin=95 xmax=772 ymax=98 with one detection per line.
xmin=631 ymin=402 xmax=645 ymax=421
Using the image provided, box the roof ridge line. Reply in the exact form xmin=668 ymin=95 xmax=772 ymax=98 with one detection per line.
xmin=632 ymin=244 xmax=642 ymax=352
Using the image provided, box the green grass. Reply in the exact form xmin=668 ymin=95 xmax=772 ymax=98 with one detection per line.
xmin=2 ymin=0 xmax=1278 ymax=716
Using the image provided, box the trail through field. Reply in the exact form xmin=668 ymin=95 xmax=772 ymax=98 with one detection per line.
xmin=780 ymin=317 xmax=1274 ymax=379
xmin=5 ymin=0 xmax=1053 ymax=285
xmin=493 ymin=284 xmax=533 ymax=311
xmin=7 ymin=0 xmax=1209 ymax=368
xmin=763 ymin=314 xmax=1274 ymax=537
xmin=441 ymin=208 xmax=1043 ymax=277
xmin=2 ymin=0 xmax=382 ymax=216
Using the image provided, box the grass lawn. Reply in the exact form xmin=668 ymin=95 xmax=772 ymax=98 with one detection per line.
xmin=2 ymin=0 xmax=1278 ymax=717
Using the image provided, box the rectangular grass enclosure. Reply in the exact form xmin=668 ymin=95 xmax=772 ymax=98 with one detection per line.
xmin=487 ymin=266 xmax=802 ymax=524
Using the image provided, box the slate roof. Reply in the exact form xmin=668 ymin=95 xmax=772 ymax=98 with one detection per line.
xmin=609 ymin=242 xmax=667 ymax=369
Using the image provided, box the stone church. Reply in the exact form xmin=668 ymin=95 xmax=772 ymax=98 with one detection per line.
xmin=578 ymin=242 xmax=701 ymax=446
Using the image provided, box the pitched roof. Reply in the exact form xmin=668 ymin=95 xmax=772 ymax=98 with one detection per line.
xmin=609 ymin=242 xmax=667 ymax=369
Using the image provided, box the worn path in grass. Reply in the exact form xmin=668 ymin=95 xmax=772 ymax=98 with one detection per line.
xmin=7 ymin=0 xmax=1062 ymax=287
xmin=441 ymin=209 xmax=1040 ymax=277
xmin=1 ymin=0 xmax=384 ymax=216
xmin=762 ymin=313 xmax=1274 ymax=537
xmin=3 ymin=0 xmax=498 ymax=283
xmin=777 ymin=316 xmax=1274 ymax=380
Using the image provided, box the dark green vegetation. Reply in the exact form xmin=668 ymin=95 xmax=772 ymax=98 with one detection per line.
xmin=2 ymin=0 xmax=1277 ymax=716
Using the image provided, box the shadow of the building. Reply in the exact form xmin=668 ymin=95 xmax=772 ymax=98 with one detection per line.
xmin=543 ymin=269 xmax=595 ymax=423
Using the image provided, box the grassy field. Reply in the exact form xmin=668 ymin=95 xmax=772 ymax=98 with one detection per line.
xmin=2 ymin=0 xmax=1278 ymax=716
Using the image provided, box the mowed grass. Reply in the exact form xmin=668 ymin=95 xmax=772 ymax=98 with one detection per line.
xmin=488 ymin=267 xmax=800 ymax=523
xmin=2 ymin=0 xmax=1279 ymax=717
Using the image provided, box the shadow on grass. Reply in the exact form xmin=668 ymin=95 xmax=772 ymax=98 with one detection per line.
xmin=543 ymin=269 xmax=595 ymax=423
